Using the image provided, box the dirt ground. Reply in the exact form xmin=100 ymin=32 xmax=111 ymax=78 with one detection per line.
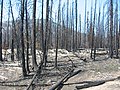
xmin=0 ymin=49 xmax=120 ymax=90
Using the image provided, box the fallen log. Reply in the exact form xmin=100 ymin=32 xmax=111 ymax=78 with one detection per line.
xmin=56 ymin=69 xmax=83 ymax=90
xmin=49 ymin=69 xmax=82 ymax=90
xmin=75 ymin=77 xmax=118 ymax=90
xmin=64 ymin=69 xmax=82 ymax=82
xmin=0 ymin=83 xmax=52 ymax=87
xmin=75 ymin=81 xmax=105 ymax=89
xmin=49 ymin=69 xmax=74 ymax=90
xmin=26 ymin=61 xmax=43 ymax=90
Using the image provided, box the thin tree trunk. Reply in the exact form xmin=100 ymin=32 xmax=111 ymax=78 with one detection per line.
xmin=25 ymin=0 xmax=30 ymax=73
xmin=32 ymin=0 xmax=38 ymax=70
xmin=41 ymin=0 xmax=44 ymax=51
xmin=79 ymin=14 xmax=81 ymax=48
xmin=115 ymin=0 xmax=119 ymax=58
xmin=92 ymin=0 xmax=97 ymax=60
xmin=9 ymin=0 xmax=15 ymax=61
xmin=6 ymin=8 xmax=10 ymax=49
xmin=86 ymin=11 xmax=89 ymax=48
xmin=21 ymin=0 xmax=27 ymax=76
xmin=49 ymin=0 xmax=53 ymax=49
xmin=84 ymin=0 xmax=87 ymax=48
xmin=72 ymin=2 xmax=75 ymax=51
xmin=75 ymin=0 xmax=77 ymax=50
xmin=90 ymin=0 xmax=93 ymax=58
xmin=61 ymin=4 xmax=65 ymax=49
xmin=55 ymin=0 xmax=61 ymax=68
xmin=109 ymin=0 xmax=113 ymax=58
xmin=9 ymin=0 xmax=20 ymax=61
xmin=43 ymin=0 xmax=49 ymax=67
xmin=66 ymin=0 xmax=69 ymax=50
xmin=0 ymin=0 xmax=3 ymax=61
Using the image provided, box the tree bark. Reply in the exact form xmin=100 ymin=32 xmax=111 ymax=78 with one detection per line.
xmin=25 ymin=0 xmax=30 ymax=73
xmin=43 ymin=0 xmax=49 ymax=67
xmin=109 ymin=0 xmax=113 ymax=58
xmin=55 ymin=0 xmax=61 ymax=68
xmin=20 ymin=0 xmax=27 ymax=76
xmin=0 ymin=0 xmax=3 ymax=61
xmin=32 ymin=0 xmax=38 ymax=70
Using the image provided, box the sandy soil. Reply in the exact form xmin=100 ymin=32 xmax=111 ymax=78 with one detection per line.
xmin=0 ymin=49 xmax=120 ymax=90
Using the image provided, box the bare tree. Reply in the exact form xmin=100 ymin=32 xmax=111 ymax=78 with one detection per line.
xmin=91 ymin=0 xmax=97 ymax=60
xmin=75 ymin=0 xmax=77 ymax=50
xmin=32 ymin=0 xmax=38 ymax=70
xmin=55 ymin=0 xmax=61 ymax=68
xmin=115 ymin=0 xmax=119 ymax=58
xmin=6 ymin=8 xmax=10 ymax=49
xmin=109 ymin=0 xmax=113 ymax=58
xmin=61 ymin=4 xmax=65 ymax=49
xmin=25 ymin=0 xmax=30 ymax=73
xmin=43 ymin=0 xmax=49 ymax=67
xmin=83 ymin=0 xmax=87 ymax=48
xmin=20 ymin=0 xmax=27 ymax=76
xmin=66 ymin=0 xmax=69 ymax=50
xmin=49 ymin=0 xmax=53 ymax=49
xmin=0 ymin=0 xmax=3 ymax=61
xmin=9 ymin=0 xmax=21 ymax=61
xmin=79 ymin=14 xmax=81 ymax=48
xmin=41 ymin=0 xmax=44 ymax=51
xmin=72 ymin=2 xmax=75 ymax=51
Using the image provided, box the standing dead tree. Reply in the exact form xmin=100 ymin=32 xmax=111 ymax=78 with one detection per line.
xmin=48 ymin=0 xmax=53 ymax=49
xmin=20 ymin=0 xmax=27 ymax=76
xmin=83 ymin=0 xmax=87 ymax=48
xmin=72 ymin=2 xmax=75 ymax=51
xmin=75 ymin=0 xmax=78 ymax=51
xmin=0 ymin=0 xmax=3 ymax=61
xmin=115 ymin=0 xmax=119 ymax=58
xmin=91 ymin=0 xmax=97 ymax=60
xmin=109 ymin=0 xmax=113 ymax=58
xmin=79 ymin=14 xmax=81 ymax=48
xmin=32 ymin=0 xmax=38 ymax=70
xmin=66 ymin=0 xmax=69 ymax=50
xmin=55 ymin=0 xmax=61 ymax=68
xmin=41 ymin=0 xmax=44 ymax=52
xmin=9 ymin=0 xmax=15 ymax=61
xmin=25 ymin=0 xmax=30 ymax=73
xmin=43 ymin=0 xmax=49 ymax=67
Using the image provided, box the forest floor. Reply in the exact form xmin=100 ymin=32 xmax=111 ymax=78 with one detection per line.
xmin=0 ymin=49 xmax=120 ymax=90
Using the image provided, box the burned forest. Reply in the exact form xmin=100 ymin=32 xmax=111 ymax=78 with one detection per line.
xmin=0 ymin=0 xmax=120 ymax=90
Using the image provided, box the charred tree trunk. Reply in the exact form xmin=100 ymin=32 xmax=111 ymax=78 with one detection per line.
xmin=84 ymin=0 xmax=87 ymax=48
xmin=66 ymin=0 xmax=69 ymax=50
xmin=32 ymin=0 xmax=38 ymax=70
xmin=92 ymin=0 xmax=97 ymax=60
xmin=25 ymin=0 xmax=30 ymax=73
xmin=109 ymin=0 xmax=113 ymax=58
xmin=10 ymin=0 xmax=20 ymax=61
xmin=21 ymin=0 xmax=27 ymax=76
xmin=6 ymin=8 xmax=10 ymax=49
xmin=72 ymin=2 xmax=75 ymax=51
xmin=75 ymin=0 xmax=77 ymax=50
xmin=41 ymin=0 xmax=44 ymax=51
xmin=49 ymin=0 xmax=53 ymax=49
xmin=55 ymin=0 xmax=61 ymax=68
xmin=79 ymin=14 xmax=81 ymax=48
xmin=115 ymin=0 xmax=119 ymax=58
xmin=90 ymin=1 xmax=93 ymax=58
xmin=43 ymin=0 xmax=49 ymax=67
xmin=0 ymin=0 xmax=3 ymax=61
xmin=9 ymin=0 xmax=15 ymax=61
